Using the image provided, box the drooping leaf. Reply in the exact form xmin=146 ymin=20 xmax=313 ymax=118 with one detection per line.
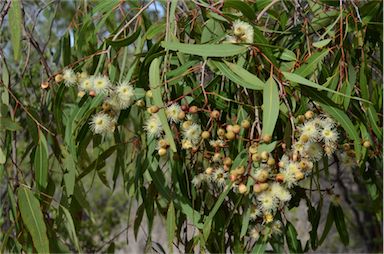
xmin=8 ymin=0 xmax=22 ymax=61
xmin=285 ymin=221 xmax=302 ymax=253
xmin=17 ymin=187 xmax=50 ymax=253
xmin=166 ymin=201 xmax=176 ymax=253
xmin=262 ymin=77 xmax=280 ymax=137
xmin=294 ymin=50 xmax=329 ymax=77
xmin=149 ymin=58 xmax=177 ymax=152
xmin=34 ymin=132 xmax=49 ymax=189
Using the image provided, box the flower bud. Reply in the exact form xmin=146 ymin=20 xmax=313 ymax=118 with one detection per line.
xmin=278 ymin=161 xmax=285 ymax=168
xmin=260 ymin=151 xmax=269 ymax=161
xmin=363 ymin=140 xmax=371 ymax=148
xmin=241 ymin=119 xmax=250 ymax=129
xmin=262 ymin=134 xmax=272 ymax=144
xmin=276 ymin=173 xmax=284 ymax=182
xmin=304 ymin=110 xmax=314 ymax=119
xmin=201 ymin=131 xmax=210 ymax=139
xmin=210 ymin=110 xmax=220 ymax=119
xmin=158 ymin=139 xmax=169 ymax=148
xmin=205 ymin=167 xmax=213 ymax=175
xmin=297 ymin=115 xmax=305 ymax=123
xmin=41 ymin=81 xmax=50 ymax=89
xmin=149 ymin=105 xmax=159 ymax=114
xmin=224 ymin=157 xmax=232 ymax=166
xmin=248 ymin=144 xmax=258 ymax=154
xmin=226 ymin=125 xmax=233 ymax=132
xmin=256 ymin=169 xmax=269 ymax=182
xmin=146 ymin=90 xmax=153 ymax=98
xmin=252 ymin=153 xmax=261 ymax=162
xmin=189 ymin=106 xmax=198 ymax=113
xmin=89 ymin=90 xmax=96 ymax=97
xmin=136 ymin=99 xmax=145 ymax=107
xmin=232 ymin=124 xmax=241 ymax=134
xmin=217 ymin=128 xmax=225 ymax=137
xmin=158 ymin=148 xmax=167 ymax=156
xmin=225 ymin=131 xmax=236 ymax=140
xmin=267 ymin=158 xmax=275 ymax=166
xmin=238 ymin=183 xmax=248 ymax=194
xmin=177 ymin=111 xmax=186 ymax=120
xmin=55 ymin=74 xmax=63 ymax=83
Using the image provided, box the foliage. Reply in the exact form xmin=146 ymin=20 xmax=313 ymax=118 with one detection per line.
xmin=0 ymin=0 xmax=382 ymax=253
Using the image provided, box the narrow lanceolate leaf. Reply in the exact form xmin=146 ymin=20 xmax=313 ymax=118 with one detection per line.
xmin=313 ymin=39 xmax=332 ymax=49
xmin=283 ymin=71 xmax=369 ymax=103
xmin=332 ymin=204 xmax=349 ymax=246
xmin=166 ymin=202 xmax=176 ymax=254
xmin=294 ymin=49 xmax=329 ymax=77
xmin=161 ymin=41 xmax=247 ymax=57
xmin=149 ymin=58 xmax=177 ymax=152
xmin=17 ymin=187 xmax=49 ymax=253
xmin=8 ymin=0 xmax=22 ymax=61
xmin=211 ymin=61 xmax=263 ymax=90
xmin=262 ymin=78 xmax=279 ymax=137
xmin=61 ymin=206 xmax=81 ymax=252
xmin=34 ymin=132 xmax=48 ymax=189
xmin=303 ymin=88 xmax=362 ymax=161
xmin=285 ymin=221 xmax=302 ymax=253
xmin=224 ymin=61 xmax=264 ymax=90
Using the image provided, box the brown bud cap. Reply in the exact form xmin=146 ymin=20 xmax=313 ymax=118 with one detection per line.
xmin=102 ymin=102 xmax=111 ymax=111
xmin=181 ymin=105 xmax=188 ymax=111
xmin=276 ymin=173 xmax=284 ymax=182
xmin=158 ymin=139 xmax=169 ymax=149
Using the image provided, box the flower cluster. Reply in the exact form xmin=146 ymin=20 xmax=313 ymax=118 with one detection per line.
xmin=58 ymin=68 xmax=136 ymax=134
xmin=226 ymin=20 xmax=254 ymax=44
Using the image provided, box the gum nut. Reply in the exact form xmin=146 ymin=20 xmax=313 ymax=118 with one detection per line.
xmin=205 ymin=167 xmax=213 ymax=175
xmin=260 ymin=151 xmax=269 ymax=161
xmin=54 ymin=74 xmax=63 ymax=82
xmin=189 ymin=106 xmax=198 ymax=113
xmin=262 ymin=134 xmax=272 ymax=144
xmin=226 ymin=125 xmax=233 ymax=132
xmin=276 ymin=173 xmax=284 ymax=182
xmin=201 ymin=131 xmax=210 ymax=139
xmin=267 ymin=158 xmax=275 ymax=166
xmin=158 ymin=148 xmax=167 ymax=156
xmin=238 ymin=184 xmax=248 ymax=194
xmin=252 ymin=153 xmax=261 ymax=162
xmin=304 ymin=110 xmax=314 ymax=119
xmin=241 ymin=119 xmax=250 ymax=129
xmin=210 ymin=110 xmax=220 ymax=119
xmin=232 ymin=125 xmax=241 ymax=134
xmin=149 ymin=105 xmax=159 ymax=113
xmin=217 ymin=128 xmax=225 ymax=137
xmin=225 ymin=131 xmax=236 ymax=140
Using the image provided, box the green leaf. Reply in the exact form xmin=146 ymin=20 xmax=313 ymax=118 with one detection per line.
xmin=0 ymin=117 xmax=22 ymax=131
xmin=211 ymin=61 xmax=263 ymax=90
xmin=145 ymin=22 xmax=166 ymax=40
xmin=149 ymin=58 xmax=177 ymax=152
xmin=294 ymin=50 xmax=329 ymax=77
xmin=251 ymin=239 xmax=267 ymax=254
xmin=240 ymin=206 xmax=251 ymax=238
xmin=285 ymin=221 xmax=302 ymax=253
xmin=303 ymin=88 xmax=362 ymax=160
xmin=224 ymin=61 xmax=265 ymax=90
xmin=34 ymin=133 xmax=49 ymax=189
xmin=283 ymin=71 xmax=368 ymax=102
xmin=17 ymin=187 xmax=49 ymax=253
xmin=106 ymin=28 xmax=141 ymax=49
xmin=60 ymin=206 xmax=81 ymax=252
xmin=166 ymin=201 xmax=176 ymax=253
xmin=262 ymin=77 xmax=279 ymax=137
xmin=223 ymin=0 xmax=256 ymax=20
xmin=332 ymin=204 xmax=349 ymax=246
xmin=8 ymin=0 xmax=22 ymax=61
xmin=319 ymin=203 xmax=334 ymax=245
xmin=203 ymin=184 xmax=232 ymax=239
xmin=276 ymin=49 xmax=297 ymax=61
xmin=313 ymin=39 xmax=332 ymax=48
xmin=161 ymin=41 xmax=247 ymax=57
